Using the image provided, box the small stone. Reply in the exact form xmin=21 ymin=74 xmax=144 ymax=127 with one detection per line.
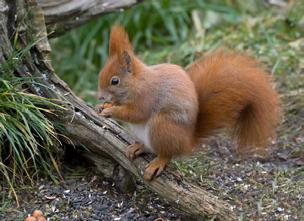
xmin=236 ymin=177 xmax=243 ymax=182
xmin=277 ymin=207 xmax=284 ymax=212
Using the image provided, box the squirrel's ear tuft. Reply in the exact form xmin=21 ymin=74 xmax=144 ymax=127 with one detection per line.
xmin=109 ymin=25 xmax=132 ymax=57
xmin=109 ymin=25 xmax=137 ymax=74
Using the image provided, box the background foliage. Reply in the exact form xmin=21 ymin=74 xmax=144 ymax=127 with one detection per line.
xmin=50 ymin=0 xmax=304 ymax=104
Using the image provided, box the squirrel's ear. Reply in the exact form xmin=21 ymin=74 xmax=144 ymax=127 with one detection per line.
xmin=121 ymin=50 xmax=133 ymax=74
xmin=109 ymin=25 xmax=132 ymax=57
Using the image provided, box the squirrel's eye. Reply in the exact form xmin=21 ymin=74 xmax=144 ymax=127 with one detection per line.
xmin=110 ymin=76 xmax=120 ymax=86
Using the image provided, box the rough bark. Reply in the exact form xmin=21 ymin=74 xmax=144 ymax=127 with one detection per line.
xmin=37 ymin=0 xmax=143 ymax=37
xmin=0 ymin=0 xmax=237 ymax=220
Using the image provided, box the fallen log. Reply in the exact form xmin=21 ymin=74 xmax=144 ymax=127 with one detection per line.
xmin=0 ymin=0 xmax=237 ymax=220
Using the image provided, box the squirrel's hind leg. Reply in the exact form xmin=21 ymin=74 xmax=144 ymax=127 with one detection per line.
xmin=144 ymin=156 xmax=170 ymax=181
xmin=143 ymin=113 xmax=194 ymax=180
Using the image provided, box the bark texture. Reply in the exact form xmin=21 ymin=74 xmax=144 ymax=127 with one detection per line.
xmin=0 ymin=0 xmax=237 ymax=220
xmin=37 ymin=0 xmax=143 ymax=37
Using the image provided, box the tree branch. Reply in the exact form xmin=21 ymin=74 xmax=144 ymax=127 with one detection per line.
xmin=37 ymin=0 xmax=143 ymax=37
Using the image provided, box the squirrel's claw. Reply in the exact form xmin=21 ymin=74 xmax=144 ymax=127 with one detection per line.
xmin=144 ymin=157 xmax=169 ymax=181
xmin=95 ymin=104 xmax=104 ymax=114
xmin=95 ymin=103 xmax=113 ymax=115
xmin=126 ymin=142 xmax=144 ymax=160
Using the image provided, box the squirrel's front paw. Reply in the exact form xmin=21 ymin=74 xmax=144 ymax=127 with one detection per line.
xmin=100 ymin=107 xmax=113 ymax=118
xmin=95 ymin=104 xmax=103 ymax=114
xmin=95 ymin=103 xmax=113 ymax=114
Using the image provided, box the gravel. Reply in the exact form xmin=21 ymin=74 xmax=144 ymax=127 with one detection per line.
xmin=1 ymin=169 xmax=185 ymax=221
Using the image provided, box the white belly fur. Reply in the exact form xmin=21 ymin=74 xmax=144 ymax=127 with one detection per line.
xmin=127 ymin=123 xmax=154 ymax=153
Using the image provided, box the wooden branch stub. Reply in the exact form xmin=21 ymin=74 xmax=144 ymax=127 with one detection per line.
xmin=84 ymin=153 xmax=136 ymax=193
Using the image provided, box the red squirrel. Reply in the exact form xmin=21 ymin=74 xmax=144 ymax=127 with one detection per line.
xmin=97 ymin=25 xmax=281 ymax=180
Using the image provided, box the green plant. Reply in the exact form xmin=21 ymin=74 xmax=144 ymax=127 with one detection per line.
xmin=0 ymin=49 xmax=63 ymax=205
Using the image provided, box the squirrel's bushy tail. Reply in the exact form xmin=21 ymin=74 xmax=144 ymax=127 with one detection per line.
xmin=186 ymin=50 xmax=281 ymax=150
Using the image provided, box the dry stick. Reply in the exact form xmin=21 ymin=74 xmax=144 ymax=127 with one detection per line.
xmin=0 ymin=0 xmax=237 ymax=220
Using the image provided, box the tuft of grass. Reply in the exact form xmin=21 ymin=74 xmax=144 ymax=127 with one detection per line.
xmin=0 ymin=48 xmax=63 ymax=205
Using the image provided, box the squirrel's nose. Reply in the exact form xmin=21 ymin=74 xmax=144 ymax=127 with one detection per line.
xmin=98 ymin=95 xmax=105 ymax=101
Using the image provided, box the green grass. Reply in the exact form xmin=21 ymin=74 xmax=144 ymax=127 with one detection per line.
xmin=0 ymin=48 xmax=63 ymax=205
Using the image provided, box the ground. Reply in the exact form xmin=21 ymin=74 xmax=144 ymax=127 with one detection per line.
xmin=1 ymin=1 xmax=304 ymax=221
xmin=1 ymin=162 xmax=184 ymax=221
xmin=1 ymin=92 xmax=303 ymax=220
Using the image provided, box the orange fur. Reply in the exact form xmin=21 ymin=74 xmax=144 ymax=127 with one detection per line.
xmin=186 ymin=50 xmax=281 ymax=149
xmin=109 ymin=25 xmax=132 ymax=57
xmin=97 ymin=25 xmax=281 ymax=180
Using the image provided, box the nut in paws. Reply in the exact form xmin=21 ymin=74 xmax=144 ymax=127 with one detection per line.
xmin=96 ymin=103 xmax=113 ymax=114
xmin=100 ymin=107 xmax=113 ymax=118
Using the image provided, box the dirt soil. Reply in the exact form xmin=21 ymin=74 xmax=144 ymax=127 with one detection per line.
xmin=1 ymin=164 xmax=185 ymax=221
